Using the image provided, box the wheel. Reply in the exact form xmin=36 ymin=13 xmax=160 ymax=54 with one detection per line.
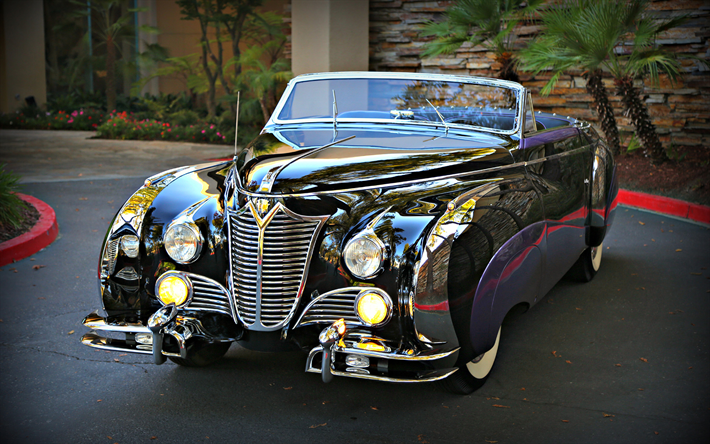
xmin=440 ymin=326 xmax=501 ymax=395
xmin=168 ymin=341 xmax=231 ymax=367
xmin=567 ymin=242 xmax=603 ymax=283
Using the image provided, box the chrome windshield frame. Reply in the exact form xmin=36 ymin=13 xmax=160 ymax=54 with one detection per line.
xmin=268 ymin=72 xmax=526 ymax=137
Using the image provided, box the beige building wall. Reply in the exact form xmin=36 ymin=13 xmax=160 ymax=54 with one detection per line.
xmin=154 ymin=0 xmax=288 ymax=96
xmin=0 ymin=0 xmax=47 ymax=113
xmin=291 ymin=0 xmax=368 ymax=76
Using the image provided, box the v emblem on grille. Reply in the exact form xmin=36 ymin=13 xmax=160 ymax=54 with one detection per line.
xmin=247 ymin=199 xmax=280 ymax=229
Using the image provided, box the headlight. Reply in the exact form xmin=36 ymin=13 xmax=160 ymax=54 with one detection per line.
xmin=164 ymin=222 xmax=202 ymax=264
xmin=355 ymin=290 xmax=392 ymax=327
xmin=155 ymin=272 xmax=192 ymax=306
xmin=120 ymin=235 xmax=140 ymax=258
xmin=343 ymin=234 xmax=384 ymax=279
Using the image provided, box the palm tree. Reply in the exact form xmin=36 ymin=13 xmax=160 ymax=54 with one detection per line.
xmin=421 ymin=0 xmax=544 ymax=82
xmin=520 ymin=0 xmax=699 ymax=163
xmin=72 ymin=0 xmax=157 ymax=112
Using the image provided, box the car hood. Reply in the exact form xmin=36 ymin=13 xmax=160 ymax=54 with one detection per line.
xmin=237 ymin=126 xmax=515 ymax=194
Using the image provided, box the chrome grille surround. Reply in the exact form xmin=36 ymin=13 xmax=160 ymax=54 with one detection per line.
xmin=294 ymin=287 xmax=370 ymax=327
xmin=227 ymin=200 xmax=328 ymax=331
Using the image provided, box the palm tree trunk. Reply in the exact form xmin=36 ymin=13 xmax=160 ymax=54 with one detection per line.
xmin=496 ymin=52 xmax=519 ymax=83
xmin=586 ymin=69 xmax=620 ymax=155
xmin=615 ymin=76 xmax=665 ymax=164
xmin=106 ymin=34 xmax=116 ymax=112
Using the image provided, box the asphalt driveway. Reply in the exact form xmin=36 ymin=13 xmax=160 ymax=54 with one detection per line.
xmin=0 ymin=130 xmax=708 ymax=443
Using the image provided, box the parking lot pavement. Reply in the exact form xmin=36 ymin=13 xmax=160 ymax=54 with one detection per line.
xmin=0 ymin=129 xmax=708 ymax=443
xmin=0 ymin=129 xmax=233 ymax=183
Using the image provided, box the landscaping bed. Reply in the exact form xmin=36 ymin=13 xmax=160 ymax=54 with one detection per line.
xmin=0 ymin=200 xmax=39 ymax=243
xmin=615 ymin=146 xmax=710 ymax=206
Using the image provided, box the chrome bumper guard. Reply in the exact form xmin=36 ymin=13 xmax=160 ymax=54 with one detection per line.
xmin=307 ymin=320 xmax=459 ymax=383
xmin=81 ymin=309 xmax=214 ymax=364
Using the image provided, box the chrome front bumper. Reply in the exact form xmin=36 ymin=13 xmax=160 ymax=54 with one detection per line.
xmin=81 ymin=310 xmax=218 ymax=362
xmin=307 ymin=321 xmax=460 ymax=383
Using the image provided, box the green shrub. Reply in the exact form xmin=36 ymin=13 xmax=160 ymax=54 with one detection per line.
xmin=0 ymin=108 xmax=105 ymax=131
xmin=0 ymin=164 xmax=27 ymax=230
xmin=167 ymin=109 xmax=200 ymax=127
xmin=95 ymin=111 xmax=230 ymax=144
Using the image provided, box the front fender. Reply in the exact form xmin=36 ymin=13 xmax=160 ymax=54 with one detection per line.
xmin=98 ymin=161 xmax=231 ymax=318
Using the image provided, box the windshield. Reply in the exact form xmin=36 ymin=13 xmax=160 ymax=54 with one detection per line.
xmin=275 ymin=77 xmax=520 ymax=132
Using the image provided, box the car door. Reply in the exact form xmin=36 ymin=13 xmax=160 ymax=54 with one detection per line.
xmin=523 ymin=125 xmax=591 ymax=294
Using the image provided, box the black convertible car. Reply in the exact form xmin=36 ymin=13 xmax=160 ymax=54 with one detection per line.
xmin=82 ymin=72 xmax=617 ymax=394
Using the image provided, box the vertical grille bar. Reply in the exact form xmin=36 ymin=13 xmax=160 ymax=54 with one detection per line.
xmin=228 ymin=202 xmax=328 ymax=331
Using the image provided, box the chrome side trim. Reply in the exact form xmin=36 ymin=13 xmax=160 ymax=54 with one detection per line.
xmin=236 ymin=145 xmax=590 ymax=199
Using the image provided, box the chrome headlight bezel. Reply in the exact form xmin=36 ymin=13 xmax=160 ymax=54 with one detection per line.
xmin=343 ymin=232 xmax=386 ymax=279
xmin=164 ymin=221 xmax=203 ymax=264
xmin=354 ymin=288 xmax=393 ymax=327
xmin=154 ymin=271 xmax=193 ymax=307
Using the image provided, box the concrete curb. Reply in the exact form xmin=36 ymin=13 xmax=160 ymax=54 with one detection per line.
xmin=618 ymin=189 xmax=710 ymax=224
xmin=0 ymin=193 xmax=59 ymax=266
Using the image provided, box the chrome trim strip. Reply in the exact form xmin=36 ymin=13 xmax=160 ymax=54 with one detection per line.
xmin=294 ymin=287 xmax=364 ymax=327
xmin=270 ymin=72 xmax=524 ymax=136
xmin=235 ymin=145 xmax=589 ymax=199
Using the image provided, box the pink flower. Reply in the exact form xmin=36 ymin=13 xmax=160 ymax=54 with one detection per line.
xmin=201 ymin=130 xmax=206 ymax=134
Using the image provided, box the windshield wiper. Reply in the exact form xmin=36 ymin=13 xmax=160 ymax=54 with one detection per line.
xmin=332 ymin=90 xmax=338 ymax=131
xmin=426 ymin=98 xmax=449 ymax=137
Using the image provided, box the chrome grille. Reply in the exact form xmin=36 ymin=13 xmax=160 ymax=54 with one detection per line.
xmin=102 ymin=238 xmax=120 ymax=276
xmin=296 ymin=288 xmax=362 ymax=326
xmin=188 ymin=274 xmax=232 ymax=317
xmin=229 ymin=203 xmax=327 ymax=330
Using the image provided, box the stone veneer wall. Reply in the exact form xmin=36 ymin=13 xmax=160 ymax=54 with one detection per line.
xmin=368 ymin=0 xmax=710 ymax=149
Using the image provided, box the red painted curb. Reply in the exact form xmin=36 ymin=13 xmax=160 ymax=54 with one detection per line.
xmin=618 ymin=189 xmax=710 ymax=224
xmin=0 ymin=193 xmax=59 ymax=267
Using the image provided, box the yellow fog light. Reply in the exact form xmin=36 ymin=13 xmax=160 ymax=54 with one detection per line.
xmin=355 ymin=291 xmax=392 ymax=327
xmin=155 ymin=272 xmax=192 ymax=307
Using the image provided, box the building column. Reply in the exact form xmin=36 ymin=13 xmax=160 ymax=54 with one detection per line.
xmin=136 ymin=0 xmax=159 ymax=96
xmin=0 ymin=0 xmax=47 ymax=113
xmin=291 ymin=0 xmax=369 ymax=76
